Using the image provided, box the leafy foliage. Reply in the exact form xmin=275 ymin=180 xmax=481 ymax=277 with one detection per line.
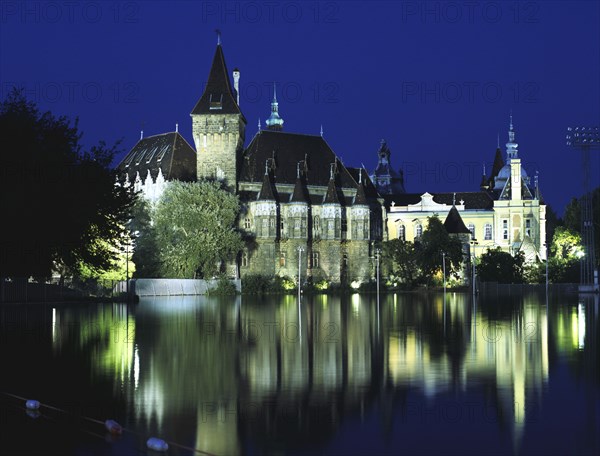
xmin=383 ymin=216 xmax=464 ymax=287
xmin=477 ymin=248 xmax=525 ymax=283
xmin=129 ymin=198 xmax=160 ymax=278
xmin=153 ymin=180 xmax=243 ymax=278
xmin=383 ymin=239 xmax=420 ymax=287
xmin=0 ymin=88 xmax=134 ymax=278
xmin=417 ymin=216 xmax=464 ymax=284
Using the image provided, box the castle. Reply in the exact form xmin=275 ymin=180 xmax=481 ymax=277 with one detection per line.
xmin=117 ymin=40 xmax=546 ymax=283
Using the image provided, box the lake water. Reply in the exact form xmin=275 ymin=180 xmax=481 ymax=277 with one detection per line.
xmin=1 ymin=292 xmax=598 ymax=455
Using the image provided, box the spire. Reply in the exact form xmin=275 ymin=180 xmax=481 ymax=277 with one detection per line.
xmin=452 ymin=192 xmax=456 ymax=206
xmin=258 ymin=118 xmax=261 ymax=131
xmin=480 ymin=163 xmax=489 ymax=190
xmin=265 ymin=82 xmax=284 ymax=131
xmin=290 ymin=162 xmax=308 ymax=203
xmin=324 ymin=164 xmax=340 ymax=204
xmin=354 ymin=170 xmax=368 ymax=205
xmin=191 ymin=41 xmax=242 ymax=116
xmin=506 ymin=111 xmax=519 ymax=159
xmin=257 ymin=161 xmax=276 ymax=201
xmin=175 ymin=123 xmax=178 ymax=133
xmin=216 ymin=29 xmax=221 ymax=45
xmin=320 ymin=124 xmax=324 ymax=137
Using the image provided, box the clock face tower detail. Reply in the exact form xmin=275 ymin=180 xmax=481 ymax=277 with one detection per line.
xmin=191 ymin=43 xmax=246 ymax=189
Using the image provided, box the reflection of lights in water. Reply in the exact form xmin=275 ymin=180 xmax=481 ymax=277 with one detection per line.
xmin=134 ymin=344 xmax=140 ymax=390
xmin=351 ymin=294 xmax=360 ymax=315
xmin=52 ymin=308 xmax=56 ymax=342
xmin=578 ymin=303 xmax=586 ymax=349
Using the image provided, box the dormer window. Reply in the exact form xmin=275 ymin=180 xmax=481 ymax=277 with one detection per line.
xmin=209 ymin=93 xmax=223 ymax=110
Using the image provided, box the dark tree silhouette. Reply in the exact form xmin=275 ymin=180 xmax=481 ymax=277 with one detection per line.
xmin=0 ymin=89 xmax=134 ymax=278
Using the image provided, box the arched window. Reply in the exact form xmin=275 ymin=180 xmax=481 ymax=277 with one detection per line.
xmin=484 ymin=223 xmax=492 ymax=240
xmin=398 ymin=224 xmax=406 ymax=241
xmin=415 ymin=224 xmax=423 ymax=239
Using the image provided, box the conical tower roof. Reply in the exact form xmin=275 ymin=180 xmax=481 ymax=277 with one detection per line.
xmin=443 ymin=206 xmax=471 ymax=234
xmin=257 ymin=171 xmax=276 ymax=201
xmin=191 ymin=44 xmax=243 ymax=117
xmin=323 ymin=177 xmax=340 ymax=204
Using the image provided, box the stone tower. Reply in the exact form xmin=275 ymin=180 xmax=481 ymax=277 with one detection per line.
xmin=191 ymin=42 xmax=246 ymax=189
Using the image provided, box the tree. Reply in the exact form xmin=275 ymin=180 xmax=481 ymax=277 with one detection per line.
xmin=0 ymin=88 xmax=134 ymax=278
xmin=128 ymin=198 xmax=160 ymax=278
xmin=417 ymin=216 xmax=464 ymax=284
xmin=477 ymin=248 xmax=525 ymax=283
xmin=383 ymin=239 xmax=420 ymax=287
xmin=153 ymin=180 xmax=243 ymax=278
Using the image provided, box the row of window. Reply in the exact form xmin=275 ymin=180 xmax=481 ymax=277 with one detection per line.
xmin=241 ymin=251 xmax=351 ymax=269
xmin=397 ymin=223 xmax=494 ymax=241
xmin=244 ymin=216 xmax=380 ymax=239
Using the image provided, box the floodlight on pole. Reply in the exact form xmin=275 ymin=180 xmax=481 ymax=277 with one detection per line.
xmin=566 ymin=126 xmax=600 ymax=292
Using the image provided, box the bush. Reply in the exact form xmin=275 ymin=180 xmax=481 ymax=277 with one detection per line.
xmin=241 ymin=274 xmax=296 ymax=294
xmin=211 ymin=276 xmax=238 ymax=295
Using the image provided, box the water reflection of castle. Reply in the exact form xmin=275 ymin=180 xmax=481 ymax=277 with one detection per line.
xmin=52 ymin=294 xmax=596 ymax=455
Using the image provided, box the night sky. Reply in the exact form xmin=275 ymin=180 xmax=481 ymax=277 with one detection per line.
xmin=2 ymin=1 xmax=599 ymax=215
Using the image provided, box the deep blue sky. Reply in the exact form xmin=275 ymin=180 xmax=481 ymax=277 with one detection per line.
xmin=2 ymin=1 xmax=599 ymax=215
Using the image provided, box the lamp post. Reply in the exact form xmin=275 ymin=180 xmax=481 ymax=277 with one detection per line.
xmin=125 ymin=243 xmax=129 ymax=299
xmin=566 ymin=126 xmax=599 ymax=292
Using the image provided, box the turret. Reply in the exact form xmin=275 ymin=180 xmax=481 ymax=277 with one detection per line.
xmin=265 ymin=83 xmax=284 ymax=131
xmin=191 ymin=38 xmax=246 ymax=189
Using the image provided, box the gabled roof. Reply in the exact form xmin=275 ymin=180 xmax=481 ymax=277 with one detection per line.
xmin=117 ymin=132 xmax=196 ymax=183
xmin=191 ymin=45 xmax=243 ymax=117
xmin=384 ymin=191 xmax=494 ymax=210
xmin=444 ymin=206 xmax=471 ymax=234
xmin=240 ymin=130 xmax=357 ymax=189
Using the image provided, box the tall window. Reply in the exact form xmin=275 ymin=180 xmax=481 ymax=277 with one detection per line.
xmin=398 ymin=224 xmax=406 ymax=241
xmin=502 ymin=219 xmax=509 ymax=240
xmin=244 ymin=218 xmax=251 ymax=230
xmin=415 ymin=224 xmax=423 ymax=239
xmin=342 ymin=253 xmax=348 ymax=268
xmin=311 ymin=251 xmax=320 ymax=269
xmin=241 ymin=251 xmax=249 ymax=267
xmin=468 ymin=223 xmax=475 ymax=239
xmin=279 ymin=251 xmax=286 ymax=267
xmin=525 ymin=219 xmax=532 ymax=237
xmin=484 ymin=223 xmax=492 ymax=240
xmin=280 ymin=220 xmax=285 ymax=237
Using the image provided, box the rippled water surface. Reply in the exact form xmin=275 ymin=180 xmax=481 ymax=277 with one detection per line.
xmin=1 ymin=292 xmax=599 ymax=455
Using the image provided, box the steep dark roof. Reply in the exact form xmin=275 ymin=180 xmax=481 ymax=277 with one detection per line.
xmin=290 ymin=176 xmax=308 ymax=203
xmin=323 ymin=178 xmax=341 ymax=204
xmin=489 ymin=148 xmax=504 ymax=185
xmin=117 ymin=132 xmax=196 ymax=183
xmin=191 ymin=45 xmax=243 ymax=117
xmin=353 ymin=182 xmax=368 ymax=205
xmin=257 ymin=172 xmax=276 ymax=201
xmin=444 ymin=206 xmax=471 ymax=234
xmin=240 ymin=130 xmax=357 ymax=189
xmin=347 ymin=167 xmax=380 ymax=199
xmin=384 ymin=192 xmax=494 ymax=210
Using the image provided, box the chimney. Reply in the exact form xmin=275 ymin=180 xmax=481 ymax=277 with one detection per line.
xmin=232 ymin=68 xmax=240 ymax=106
